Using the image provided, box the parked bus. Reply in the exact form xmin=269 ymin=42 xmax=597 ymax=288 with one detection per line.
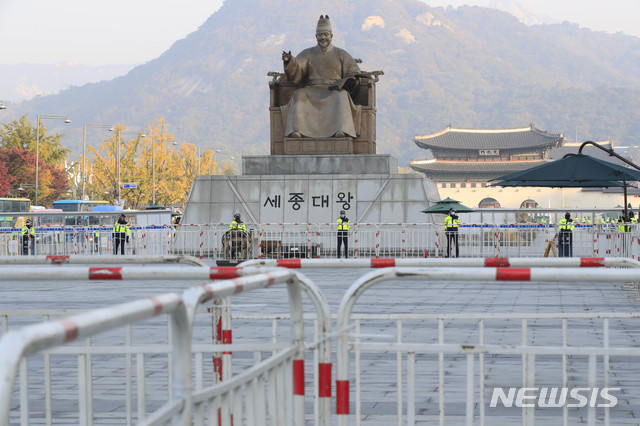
xmin=90 ymin=205 xmax=124 ymax=226
xmin=52 ymin=200 xmax=110 ymax=226
xmin=52 ymin=200 xmax=109 ymax=212
xmin=29 ymin=206 xmax=65 ymax=227
xmin=0 ymin=197 xmax=31 ymax=227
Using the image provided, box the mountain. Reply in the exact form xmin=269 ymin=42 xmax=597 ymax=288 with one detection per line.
xmin=0 ymin=61 xmax=135 ymax=102
xmin=488 ymin=0 xmax=558 ymax=26
xmin=3 ymin=0 xmax=640 ymax=166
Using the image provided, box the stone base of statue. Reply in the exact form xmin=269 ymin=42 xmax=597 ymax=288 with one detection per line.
xmin=284 ymin=137 xmax=353 ymax=154
xmin=282 ymin=137 xmax=376 ymax=155
xmin=242 ymin=154 xmax=396 ymax=175
xmin=182 ymin=153 xmax=439 ymax=225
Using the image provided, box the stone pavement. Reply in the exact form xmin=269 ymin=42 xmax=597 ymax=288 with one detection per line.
xmin=1 ymin=263 xmax=640 ymax=424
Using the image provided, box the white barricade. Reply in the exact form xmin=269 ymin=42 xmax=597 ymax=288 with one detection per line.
xmin=336 ymin=267 xmax=640 ymax=426
xmin=241 ymin=256 xmax=640 ymax=269
xmin=0 ymin=267 xmax=332 ymax=426
xmin=3 ymin=222 xmax=640 ymax=260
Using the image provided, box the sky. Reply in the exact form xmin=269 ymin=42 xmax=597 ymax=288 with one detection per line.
xmin=0 ymin=0 xmax=639 ymax=66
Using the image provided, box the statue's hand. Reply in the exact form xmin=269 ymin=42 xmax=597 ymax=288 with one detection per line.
xmin=282 ymin=51 xmax=292 ymax=64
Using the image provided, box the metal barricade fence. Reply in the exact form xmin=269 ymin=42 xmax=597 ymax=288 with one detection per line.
xmin=335 ymin=266 xmax=640 ymax=426
xmin=3 ymin=222 xmax=640 ymax=259
xmin=0 ymin=267 xmax=332 ymax=426
xmin=3 ymin=258 xmax=640 ymax=425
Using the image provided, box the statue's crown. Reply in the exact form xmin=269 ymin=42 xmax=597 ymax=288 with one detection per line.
xmin=316 ymin=15 xmax=332 ymax=33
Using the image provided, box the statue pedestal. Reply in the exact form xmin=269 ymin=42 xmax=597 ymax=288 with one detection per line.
xmin=284 ymin=137 xmax=353 ymax=154
xmin=242 ymin=154 xmax=397 ymax=175
xmin=281 ymin=137 xmax=376 ymax=155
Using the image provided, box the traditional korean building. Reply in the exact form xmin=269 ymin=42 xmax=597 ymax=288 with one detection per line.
xmin=408 ymin=125 xmax=636 ymax=210
xmin=410 ymin=124 xmax=565 ymax=185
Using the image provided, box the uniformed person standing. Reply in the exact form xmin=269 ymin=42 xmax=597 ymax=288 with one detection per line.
xmin=21 ymin=219 xmax=35 ymax=255
xmin=444 ymin=208 xmax=460 ymax=258
xmin=336 ymin=210 xmax=350 ymax=258
xmin=228 ymin=213 xmax=247 ymax=259
xmin=112 ymin=214 xmax=130 ymax=255
xmin=558 ymin=211 xmax=574 ymax=257
xmin=618 ymin=210 xmax=635 ymax=257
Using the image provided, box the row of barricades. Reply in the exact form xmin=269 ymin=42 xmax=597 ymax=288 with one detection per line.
xmin=4 ymin=222 xmax=637 ymax=259
xmin=1 ymin=256 xmax=640 ymax=425
xmin=0 ymin=225 xmax=172 ymax=256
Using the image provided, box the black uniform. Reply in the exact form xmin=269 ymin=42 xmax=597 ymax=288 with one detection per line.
xmin=113 ymin=218 xmax=130 ymax=255
xmin=337 ymin=215 xmax=350 ymax=258
xmin=21 ymin=223 xmax=35 ymax=255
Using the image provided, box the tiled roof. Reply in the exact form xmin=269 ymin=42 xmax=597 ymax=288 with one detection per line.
xmin=413 ymin=125 xmax=564 ymax=151
xmin=410 ymin=159 xmax=550 ymax=173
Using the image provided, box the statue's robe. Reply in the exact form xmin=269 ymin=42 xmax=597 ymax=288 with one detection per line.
xmin=282 ymin=45 xmax=361 ymax=138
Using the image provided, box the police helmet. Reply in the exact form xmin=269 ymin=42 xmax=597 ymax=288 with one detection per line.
xmin=340 ymin=210 xmax=345 ymax=215
xmin=449 ymin=208 xmax=456 ymax=214
xmin=25 ymin=219 xmax=32 ymax=226
xmin=234 ymin=212 xmax=241 ymax=219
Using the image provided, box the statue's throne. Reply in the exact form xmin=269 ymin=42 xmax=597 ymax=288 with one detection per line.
xmin=268 ymin=67 xmax=383 ymax=155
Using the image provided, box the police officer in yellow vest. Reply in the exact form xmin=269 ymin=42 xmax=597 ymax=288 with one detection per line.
xmin=444 ymin=208 xmax=460 ymax=258
xmin=21 ymin=219 xmax=35 ymax=255
xmin=617 ymin=210 xmax=636 ymax=233
xmin=337 ymin=210 xmax=350 ymax=258
xmin=558 ymin=211 xmax=574 ymax=257
xmin=228 ymin=213 xmax=247 ymax=259
xmin=229 ymin=213 xmax=246 ymax=233
xmin=113 ymin=214 xmax=130 ymax=255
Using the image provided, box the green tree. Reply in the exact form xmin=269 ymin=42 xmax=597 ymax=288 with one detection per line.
xmin=0 ymin=113 xmax=70 ymax=165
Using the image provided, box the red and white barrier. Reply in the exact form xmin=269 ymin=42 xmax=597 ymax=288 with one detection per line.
xmin=0 ymin=267 xmax=332 ymax=426
xmin=335 ymin=266 xmax=640 ymax=425
xmin=240 ymin=257 xmax=640 ymax=269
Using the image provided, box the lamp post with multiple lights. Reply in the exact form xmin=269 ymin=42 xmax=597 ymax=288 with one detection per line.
xmin=109 ymin=128 xmax=146 ymax=206
xmin=196 ymin=146 xmax=235 ymax=176
xmin=82 ymin=124 xmax=114 ymax=201
xmin=35 ymin=114 xmax=71 ymax=206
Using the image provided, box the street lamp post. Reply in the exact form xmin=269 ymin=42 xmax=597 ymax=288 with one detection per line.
xmin=35 ymin=114 xmax=71 ymax=206
xmin=82 ymin=124 xmax=113 ymax=201
xmin=197 ymin=146 xmax=221 ymax=176
xmin=151 ymin=140 xmax=178 ymax=205
xmin=109 ymin=128 xmax=146 ymax=206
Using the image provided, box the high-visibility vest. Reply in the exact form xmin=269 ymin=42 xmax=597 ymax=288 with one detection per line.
xmin=444 ymin=215 xmax=460 ymax=231
xmin=113 ymin=223 xmax=130 ymax=236
xmin=21 ymin=226 xmax=35 ymax=238
xmin=559 ymin=218 xmax=574 ymax=231
xmin=337 ymin=217 xmax=350 ymax=231
xmin=229 ymin=220 xmax=246 ymax=231
xmin=618 ymin=218 xmax=632 ymax=232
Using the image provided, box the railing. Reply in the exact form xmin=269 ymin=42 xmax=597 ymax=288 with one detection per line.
xmin=0 ymin=267 xmax=332 ymax=426
xmin=3 ymin=222 xmax=639 ymax=260
xmin=3 ymin=258 xmax=640 ymax=424
xmin=336 ymin=267 xmax=640 ymax=426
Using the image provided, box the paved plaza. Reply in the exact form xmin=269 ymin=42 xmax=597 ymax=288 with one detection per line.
xmin=2 ymin=262 xmax=640 ymax=424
